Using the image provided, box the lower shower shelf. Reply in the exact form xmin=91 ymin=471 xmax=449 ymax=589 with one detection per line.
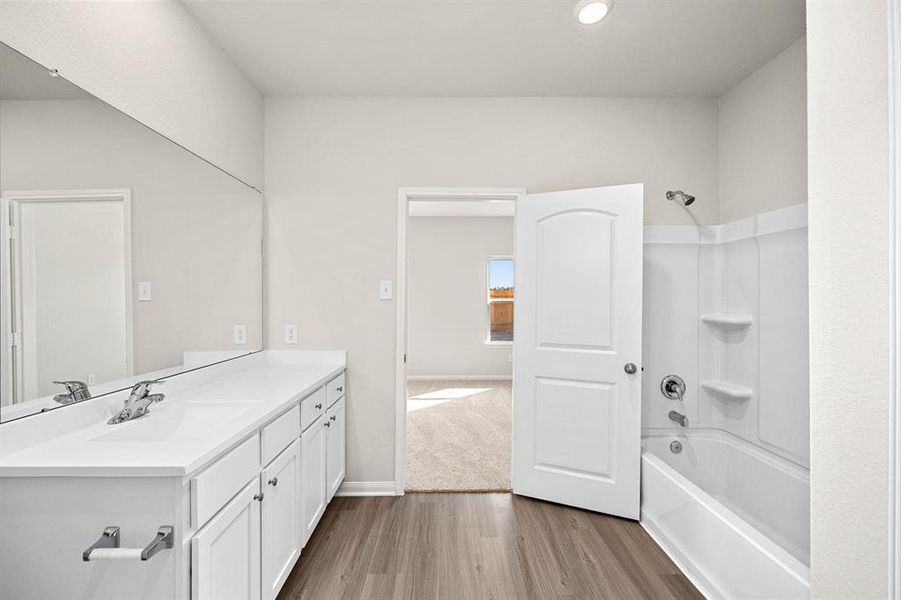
xmin=700 ymin=380 xmax=753 ymax=400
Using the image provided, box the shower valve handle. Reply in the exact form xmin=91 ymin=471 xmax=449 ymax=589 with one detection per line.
xmin=624 ymin=363 xmax=637 ymax=375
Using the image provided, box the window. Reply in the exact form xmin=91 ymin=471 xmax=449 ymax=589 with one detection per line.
xmin=487 ymin=257 xmax=514 ymax=343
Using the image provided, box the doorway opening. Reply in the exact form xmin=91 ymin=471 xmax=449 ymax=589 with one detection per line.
xmin=395 ymin=187 xmax=523 ymax=493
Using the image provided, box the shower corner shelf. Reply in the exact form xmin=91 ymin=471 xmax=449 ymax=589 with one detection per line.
xmin=700 ymin=313 xmax=754 ymax=329
xmin=700 ymin=380 xmax=753 ymax=401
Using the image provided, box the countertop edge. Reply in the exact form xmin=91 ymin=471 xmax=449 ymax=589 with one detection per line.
xmin=0 ymin=359 xmax=346 ymax=478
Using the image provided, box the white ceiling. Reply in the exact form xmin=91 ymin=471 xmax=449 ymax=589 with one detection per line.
xmin=183 ymin=0 xmax=805 ymax=97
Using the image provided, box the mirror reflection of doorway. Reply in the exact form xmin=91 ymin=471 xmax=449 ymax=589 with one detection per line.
xmin=1 ymin=190 xmax=132 ymax=405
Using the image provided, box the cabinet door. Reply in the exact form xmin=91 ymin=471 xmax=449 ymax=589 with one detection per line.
xmin=301 ymin=417 xmax=327 ymax=545
xmin=326 ymin=397 xmax=346 ymax=502
xmin=192 ymin=480 xmax=261 ymax=600
xmin=261 ymin=439 xmax=302 ymax=600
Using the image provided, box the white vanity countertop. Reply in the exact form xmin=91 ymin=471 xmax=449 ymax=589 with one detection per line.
xmin=0 ymin=351 xmax=345 ymax=478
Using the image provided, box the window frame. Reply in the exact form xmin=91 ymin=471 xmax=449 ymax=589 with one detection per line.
xmin=485 ymin=255 xmax=514 ymax=346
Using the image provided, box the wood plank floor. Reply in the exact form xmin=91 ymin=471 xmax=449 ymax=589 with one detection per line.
xmin=277 ymin=493 xmax=702 ymax=600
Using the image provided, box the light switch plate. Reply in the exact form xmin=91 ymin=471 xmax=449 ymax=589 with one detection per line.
xmin=137 ymin=281 xmax=152 ymax=302
xmin=233 ymin=325 xmax=247 ymax=345
xmin=379 ymin=280 xmax=393 ymax=300
xmin=284 ymin=324 xmax=298 ymax=344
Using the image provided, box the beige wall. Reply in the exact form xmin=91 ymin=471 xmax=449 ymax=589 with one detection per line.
xmin=0 ymin=0 xmax=264 ymax=189
xmin=407 ymin=217 xmax=514 ymax=378
xmin=719 ymin=36 xmax=807 ymax=222
xmin=1 ymin=99 xmax=263 ymax=379
xmin=808 ymin=1 xmax=890 ymax=597
xmin=265 ymin=96 xmax=719 ymax=482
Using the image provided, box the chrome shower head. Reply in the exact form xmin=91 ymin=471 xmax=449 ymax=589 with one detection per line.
xmin=666 ymin=190 xmax=695 ymax=206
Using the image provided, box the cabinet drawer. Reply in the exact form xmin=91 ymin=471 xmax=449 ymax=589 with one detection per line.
xmin=300 ymin=387 xmax=326 ymax=432
xmin=261 ymin=405 xmax=301 ymax=466
xmin=191 ymin=434 xmax=260 ymax=529
xmin=326 ymin=372 xmax=345 ymax=407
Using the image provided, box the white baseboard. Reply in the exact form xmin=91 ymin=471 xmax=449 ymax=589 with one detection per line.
xmin=406 ymin=374 xmax=512 ymax=381
xmin=335 ymin=481 xmax=399 ymax=497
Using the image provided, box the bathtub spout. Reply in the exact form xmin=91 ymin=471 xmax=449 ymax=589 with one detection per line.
xmin=668 ymin=410 xmax=689 ymax=428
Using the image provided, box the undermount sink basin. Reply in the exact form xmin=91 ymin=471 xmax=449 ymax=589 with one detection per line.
xmin=92 ymin=401 xmax=258 ymax=443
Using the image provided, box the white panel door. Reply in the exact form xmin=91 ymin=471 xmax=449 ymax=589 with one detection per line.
xmin=512 ymin=184 xmax=643 ymax=519
xmin=192 ymin=480 xmax=262 ymax=600
xmin=261 ymin=439 xmax=302 ymax=600
xmin=325 ymin=397 xmax=346 ymax=502
xmin=301 ymin=417 xmax=327 ymax=544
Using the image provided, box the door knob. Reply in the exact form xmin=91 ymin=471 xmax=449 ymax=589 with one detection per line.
xmin=624 ymin=363 xmax=637 ymax=375
xmin=268 ymin=477 xmax=278 ymax=487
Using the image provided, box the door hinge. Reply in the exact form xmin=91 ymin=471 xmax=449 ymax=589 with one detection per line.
xmin=7 ymin=224 xmax=16 ymax=240
xmin=9 ymin=332 xmax=20 ymax=347
xmin=403 ymin=353 xmax=407 ymax=364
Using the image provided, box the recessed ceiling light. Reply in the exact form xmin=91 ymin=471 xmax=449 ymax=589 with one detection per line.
xmin=575 ymin=0 xmax=613 ymax=25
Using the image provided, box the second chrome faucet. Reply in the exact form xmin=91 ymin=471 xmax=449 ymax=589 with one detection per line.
xmin=108 ymin=380 xmax=166 ymax=425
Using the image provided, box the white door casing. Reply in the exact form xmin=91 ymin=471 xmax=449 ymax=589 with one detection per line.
xmin=512 ymin=184 xmax=644 ymax=519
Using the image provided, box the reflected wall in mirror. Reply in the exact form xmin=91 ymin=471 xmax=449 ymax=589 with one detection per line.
xmin=0 ymin=43 xmax=263 ymax=422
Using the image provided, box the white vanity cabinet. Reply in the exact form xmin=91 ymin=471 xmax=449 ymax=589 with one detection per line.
xmin=191 ymin=371 xmax=346 ymax=600
xmin=261 ymin=439 xmax=302 ymax=600
xmin=326 ymin=396 xmax=346 ymax=501
xmin=301 ymin=408 xmax=328 ymax=543
xmin=0 ymin=357 xmax=346 ymax=600
xmin=192 ymin=480 xmax=262 ymax=600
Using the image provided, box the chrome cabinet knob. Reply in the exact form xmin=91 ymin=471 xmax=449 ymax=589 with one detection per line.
xmin=324 ymin=421 xmax=331 ymax=428
xmin=315 ymin=403 xmax=322 ymax=409
xmin=268 ymin=477 xmax=278 ymax=487
xmin=337 ymin=386 xmax=343 ymax=392
xmin=624 ymin=363 xmax=637 ymax=375
xmin=253 ymin=493 xmax=264 ymax=502
xmin=330 ymin=415 xmax=336 ymax=421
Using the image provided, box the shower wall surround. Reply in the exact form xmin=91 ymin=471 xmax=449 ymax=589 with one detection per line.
xmin=642 ymin=203 xmax=809 ymax=468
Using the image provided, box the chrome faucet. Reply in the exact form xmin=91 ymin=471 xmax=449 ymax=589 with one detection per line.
xmin=108 ymin=380 xmax=165 ymax=425
xmin=53 ymin=380 xmax=92 ymax=404
xmin=668 ymin=410 xmax=689 ymax=428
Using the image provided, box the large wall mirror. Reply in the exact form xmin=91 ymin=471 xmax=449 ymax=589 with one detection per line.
xmin=0 ymin=43 xmax=263 ymax=423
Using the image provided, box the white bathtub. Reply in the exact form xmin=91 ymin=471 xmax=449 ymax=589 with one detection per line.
xmin=640 ymin=431 xmax=810 ymax=599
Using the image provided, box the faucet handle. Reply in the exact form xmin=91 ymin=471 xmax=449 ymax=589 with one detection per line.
xmin=53 ymin=380 xmax=92 ymax=402
xmin=54 ymin=380 xmax=88 ymax=392
xmin=130 ymin=379 xmax=165 ymax=396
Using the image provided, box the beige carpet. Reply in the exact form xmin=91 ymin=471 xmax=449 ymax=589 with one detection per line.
xmin=405 ymin=380 xmax=512 ymax=492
